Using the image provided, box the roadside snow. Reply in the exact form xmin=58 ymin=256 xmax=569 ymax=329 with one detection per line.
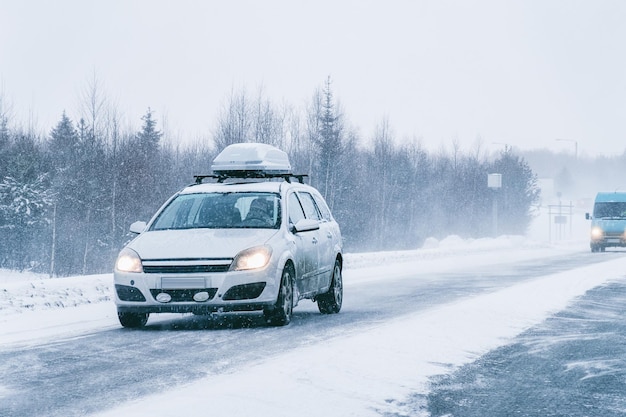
xmin=0 ymin=273 xmax=112 ymax=315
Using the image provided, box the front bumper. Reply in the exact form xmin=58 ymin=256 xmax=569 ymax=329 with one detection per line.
xmin=591 ymin=232 xmax=626 ymax=248
xmin=114 ymin=267 xmax=281 ymax=314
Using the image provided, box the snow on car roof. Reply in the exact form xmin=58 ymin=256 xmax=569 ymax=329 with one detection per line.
xmin=181 ymin=180 xmax=287 ymax=194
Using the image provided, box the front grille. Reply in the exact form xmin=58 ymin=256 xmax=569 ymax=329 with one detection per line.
xmin=142 ymin=264 xmax=230 ymax=274
xmin=150 ymin=288 xmax=218 ymax=302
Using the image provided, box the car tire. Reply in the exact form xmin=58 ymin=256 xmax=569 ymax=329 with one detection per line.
xmin=118 ymin=311 xmax=149 ymax=328
xmin=264 ymin=266 xmax=293 ymax=326
xmin=317 ymin=259 xmax=343 ymax=314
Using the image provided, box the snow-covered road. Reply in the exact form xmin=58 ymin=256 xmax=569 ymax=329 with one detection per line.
xmin=2 ymin=236 xmax=625 ymax=417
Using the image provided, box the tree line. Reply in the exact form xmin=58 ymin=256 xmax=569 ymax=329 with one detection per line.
xmin=0 ymin=77 xmax=540 ymax=276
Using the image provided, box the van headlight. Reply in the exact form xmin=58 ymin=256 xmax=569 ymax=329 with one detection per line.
xmin=590 ymin=227 xmax=604 ymax=240
xmin=115 ymin=248 xmax=143 ymax=273
xmin=231 ymin=245 xmax=272 ymax=271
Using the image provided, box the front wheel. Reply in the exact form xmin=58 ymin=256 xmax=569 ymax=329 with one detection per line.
xmin=317 ymin=260 xmax=343 ymax=314
xmin=264 ymin=266 xmax=294 ymax=326
xmin=118 ymin=311 xmax=149 ymax=328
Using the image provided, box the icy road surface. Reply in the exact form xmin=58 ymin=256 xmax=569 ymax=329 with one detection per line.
xmin=1 ymin=237 xmax=625 ymax=416
xmin=423 ymin=279 xmax=626 ymax=417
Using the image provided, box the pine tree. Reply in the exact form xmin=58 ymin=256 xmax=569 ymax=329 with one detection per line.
xmin=117 ymin=109 xmax=164 ymax=229
xmin=313 ymin=76 xmax=344 ymax=206
xmin=46 ymin=113 xmax=84 ymax=275
xmin=137 ymin=108 xmax=161 ymax=161
xmin=48 ymin=112 xmax=79 ymax=171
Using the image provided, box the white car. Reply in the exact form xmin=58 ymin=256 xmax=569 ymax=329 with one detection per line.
xmin=113 ymin=143 xmax=343 ymax=328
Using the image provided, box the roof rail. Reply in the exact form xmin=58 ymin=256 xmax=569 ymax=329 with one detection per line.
xmin=194 ymin=172 xmax=308 ymax=184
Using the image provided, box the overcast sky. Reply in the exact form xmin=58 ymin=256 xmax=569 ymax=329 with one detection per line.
xmin=1 ymin=0 xmax=625 ymax=156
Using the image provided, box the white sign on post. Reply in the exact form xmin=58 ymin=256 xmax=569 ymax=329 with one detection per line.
xmin=488 ymin=173 xmax=502 ymax=189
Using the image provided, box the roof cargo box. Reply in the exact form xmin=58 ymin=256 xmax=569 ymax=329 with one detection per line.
xmin=211 ymin=143 xmax=292 ymax=176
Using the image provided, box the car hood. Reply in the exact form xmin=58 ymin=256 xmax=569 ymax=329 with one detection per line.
xmin=127 ymin=228 xmax=279 ymax=260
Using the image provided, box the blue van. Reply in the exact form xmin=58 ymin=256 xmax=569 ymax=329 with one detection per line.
xmin=586 ymin=192 xmax=626 ymax=252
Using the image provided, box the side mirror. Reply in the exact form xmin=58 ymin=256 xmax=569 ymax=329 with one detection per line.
xmin=585 ymin=213 xmax=591 ymax=220
xmin=292 ymin=219 xmax=320 ymax=233
xmin=129 ymin=221 xmax=147 ymax=234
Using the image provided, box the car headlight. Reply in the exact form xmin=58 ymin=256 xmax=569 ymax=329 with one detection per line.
xmin=115 ymin=248 xmax=143 ymax=273
xmin=230 ymin=245 xmax=272 ymax=271
xmin=590 ymin=227 xmax=604 ymax=240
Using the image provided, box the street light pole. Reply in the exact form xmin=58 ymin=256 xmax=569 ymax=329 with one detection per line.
xmin=556 ymin=138 xmax=578 ymax=159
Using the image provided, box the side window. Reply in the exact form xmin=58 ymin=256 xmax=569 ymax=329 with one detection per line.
xmin=288 ymin=193 xmax=306 ymax=224
xmin=298 ymin=192 xmax=321 ymax=221
xmin=312 ymin=193 xmax=332 ymax=221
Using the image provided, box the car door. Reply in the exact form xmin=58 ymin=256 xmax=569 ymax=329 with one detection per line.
xmin=295 ymin=191 xmax=330 ymax=291
xmin=311 ymin=192 xmax=337 ymax=287
xmin=288 ymin=192 xmax=318 ymax=295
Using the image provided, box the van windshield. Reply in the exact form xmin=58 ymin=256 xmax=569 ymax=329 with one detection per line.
xmin=593 ymin=202 xmax=626 ymax=219
xmin=150 ymin=192 xmax=281 ymax=230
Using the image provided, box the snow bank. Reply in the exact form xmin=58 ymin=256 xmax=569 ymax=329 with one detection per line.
xmin=0 ymin=273 xmax=111 ymax=316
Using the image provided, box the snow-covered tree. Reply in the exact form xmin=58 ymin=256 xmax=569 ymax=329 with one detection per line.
xmin=309 ymin=76 xmax=346 ymax=207
xmin=0 ymin=175 xmax=53 ymax=271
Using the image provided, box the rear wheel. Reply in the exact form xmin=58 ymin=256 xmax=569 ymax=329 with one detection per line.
xmin=118 ymin=311 xmax=149 ymax=328
xmin=317 ymin=259 xmax=343 ymax=314
xmin=264 ymin=266 xmax=293 ymax=326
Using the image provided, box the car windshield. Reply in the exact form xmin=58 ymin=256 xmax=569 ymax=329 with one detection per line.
xmin=150 ymin=192 xmax=281 ymax=230
xmin=593 ymin=202 xmax=626 ymax=219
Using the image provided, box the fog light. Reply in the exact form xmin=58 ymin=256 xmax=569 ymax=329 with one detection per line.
xmin=193 ymin=291 xmax=210 ymax=302
xmin=155 ymin=292 xmax=172 ymax=303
